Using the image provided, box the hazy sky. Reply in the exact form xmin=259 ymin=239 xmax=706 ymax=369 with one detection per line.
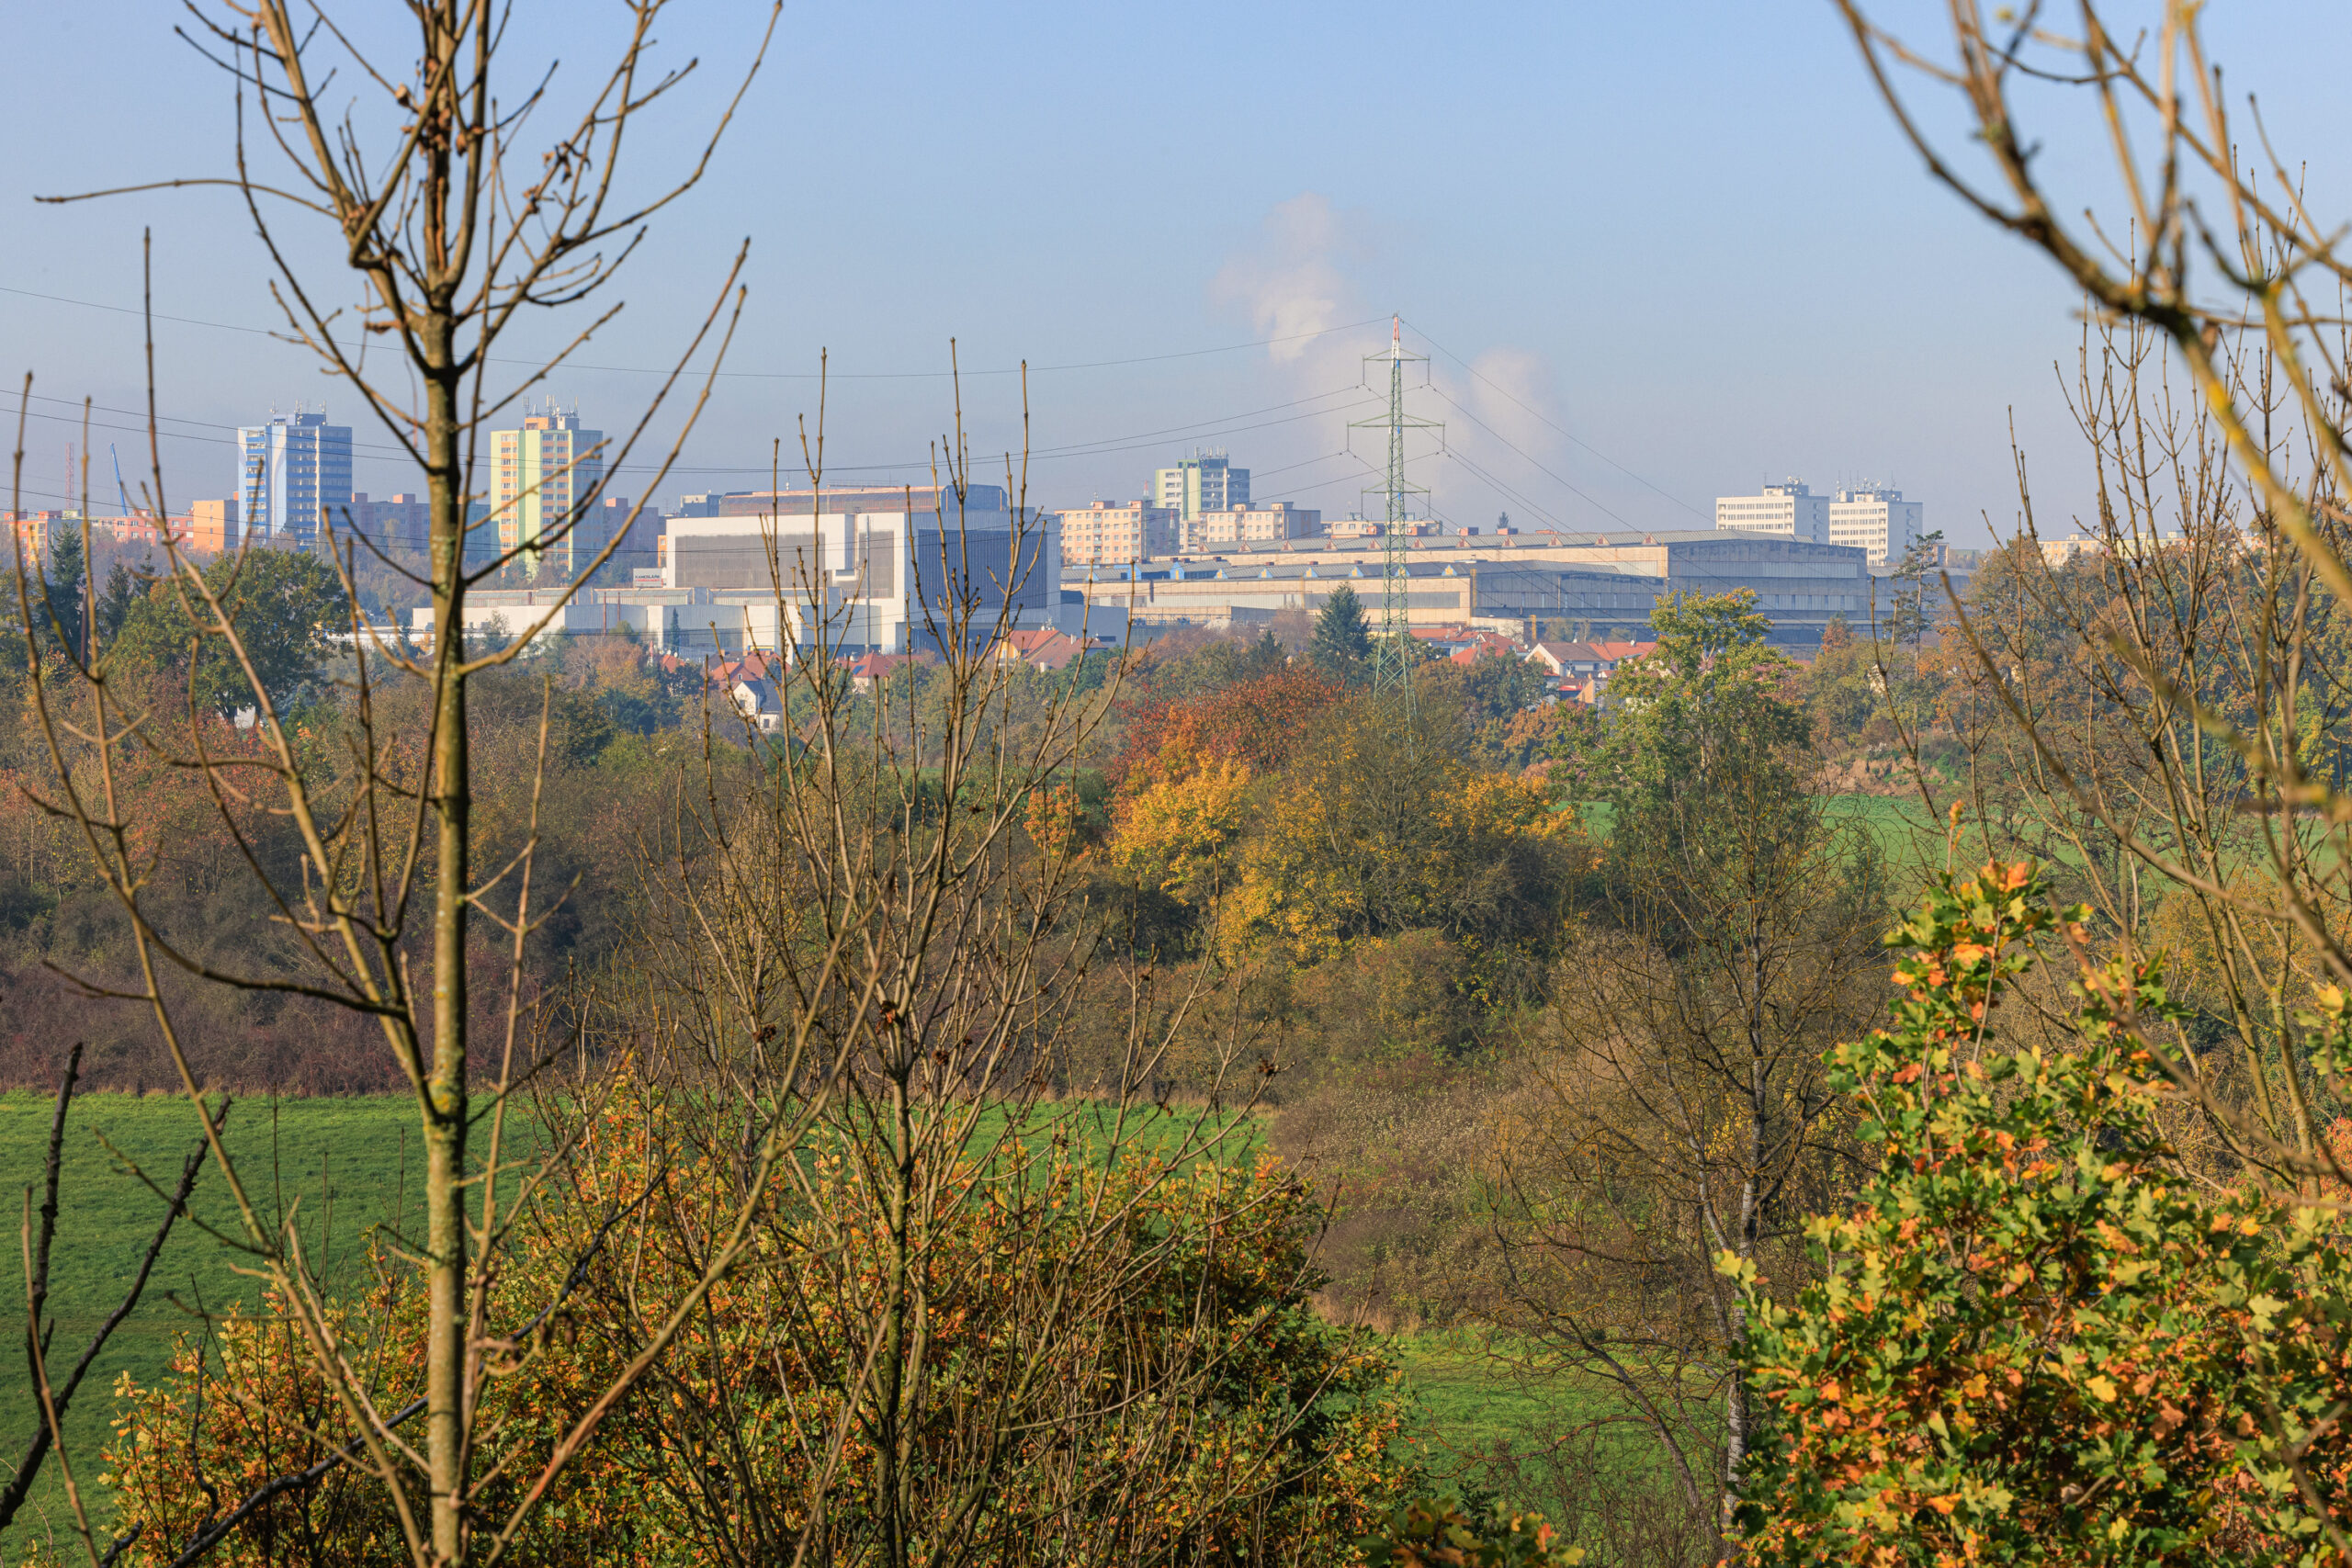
xmin=3 ymin=2 xmax=2343 ymax=546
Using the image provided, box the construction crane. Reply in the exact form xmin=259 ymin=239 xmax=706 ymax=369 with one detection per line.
xmin=108 ymin=445 xmax=136 ymax=521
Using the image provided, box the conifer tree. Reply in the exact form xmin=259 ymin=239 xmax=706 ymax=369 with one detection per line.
xmin=41 ymin=525 xmax=85 ymax=663
xmin=1309 ymin=582 xmax=1373 ymax=682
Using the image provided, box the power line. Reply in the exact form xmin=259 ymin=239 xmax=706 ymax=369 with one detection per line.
xmin=8 ymin=389 xmax=1381 ymax=483
xmin=28 ymin=385 xmax=1363 ymax=460
xmin=0 ymin=282 xmax=1389 ymax=381
xmin=1245 ymin=450 xmax=1355 ymax=491
xmin=1441 ymin=446 xmax=1577 ymax=533
xmin=1397 ymin=314 xmax=1708 ymax=522
xmin=1425 ymin=386 xmax=1634 ymax=530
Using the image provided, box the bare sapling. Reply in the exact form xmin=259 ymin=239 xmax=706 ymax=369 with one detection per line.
xmin=4 ymin=2 xmax=831 ymax=1562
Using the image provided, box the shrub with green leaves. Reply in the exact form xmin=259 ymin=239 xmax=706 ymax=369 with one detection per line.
xmin=1729 ymin=863 xmax=2352 ymax=1565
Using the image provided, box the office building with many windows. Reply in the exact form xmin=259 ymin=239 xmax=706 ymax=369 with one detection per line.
xmin=1715 ymin=479 xmax=1829 ymax=546
xmin=1057 ymin=500 xmax=1179 ymax=566
xmin=237 ymin=412 xmax=353 ymax=548
xmin=1827 ymin=484 xmax=1925 ymax=568
xmin=1180 ymin=501 xmax=1320 ymax=552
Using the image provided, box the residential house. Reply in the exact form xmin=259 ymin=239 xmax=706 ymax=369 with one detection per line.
xmin=1407 ymin=624 xmax=1482 ymax=658
xmin=1524 ymin=640 xmax=1599 ymax=679
xmin=844 ymin=650 xmax=938 ymax=693
xmin=1527 ymin=638 xmax=1657 ymax=705
xmin=1447 ymin=632 xmax=1518 ymax=664
xmin=729 ymin=676 xmax=783 ymax=733
xmin=991 ymin=627 xmax=1101 ymax=671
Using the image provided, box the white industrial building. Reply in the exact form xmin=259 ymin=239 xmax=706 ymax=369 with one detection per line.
xmin=1072 ymin=530 xmax=1871 ymax=645
xmin=1715 ymin=479 xmax=1829 ymax=546
xmin=657 ymin=484 xmax=1059 ymax=654
xmin=408 ymin=587 xmax=786 ymax=658
xmin=1828 ymin=484 xmax=1925 ymax=568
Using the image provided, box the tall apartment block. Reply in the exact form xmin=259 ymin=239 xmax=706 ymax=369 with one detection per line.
xmin=1057 ymin=500 xmax=1179 ymax=566
xmin=1827 ymin=484 xmax=1925 ymax=568
xmin=238 ymin=412 xmax=353 ymax=548
xmin=1715 ymin=479 xmax=1829 ymax=546
xmin=1153 ymin=453 xmax=1249 ymax=524
xmin=491 ymin=408 xmax=605 ymax=578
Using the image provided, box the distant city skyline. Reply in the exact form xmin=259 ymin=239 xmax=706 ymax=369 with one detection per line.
xmin=6 ymin=3 xmax=2347 ymax=551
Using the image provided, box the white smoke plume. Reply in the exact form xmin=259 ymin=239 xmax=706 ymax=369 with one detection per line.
xmin=1209 ymin=193 xmax=1365 ymax=365
xmin=1209 ymin=192 xmax=1574 ymax=528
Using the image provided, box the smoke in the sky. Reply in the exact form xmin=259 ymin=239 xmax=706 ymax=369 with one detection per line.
xmin=1209 ymin=193 xmax=1363 ymax=365
xmin=1458 ymin=346 xmax=1560 ymax=471
xmin=1212 ymin=191 xmax=1587 ymax=528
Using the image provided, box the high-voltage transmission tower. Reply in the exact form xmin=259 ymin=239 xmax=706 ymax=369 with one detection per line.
xmin=1351 ymin=316 xmax=1442 ymax=700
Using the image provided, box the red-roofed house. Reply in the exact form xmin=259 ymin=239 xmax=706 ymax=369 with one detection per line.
xmin=843 ymin=650 xmax=939 ymax=692
xmin=1406 ymin=624 xmax=1481 ymax=657
xmin=1528 ymin=639 xmax=1658 ymax=705
xmin=991 ymin=627 xmax=1103 ymax=671
xmin=707 ymin=651 xmax=785 ymax=687
xmin=1525 ymin=640 xmax=1601 ymax=678
xmin=1448 ymin=632 xmax=1518 ymax=664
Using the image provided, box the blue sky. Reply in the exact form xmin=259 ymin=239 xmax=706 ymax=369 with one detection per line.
xmin=2 ymin=2 xmax=2341 ymax=546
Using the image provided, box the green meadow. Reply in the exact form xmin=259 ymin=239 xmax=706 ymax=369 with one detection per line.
xmin=4 ymin=1090 xmax=1614 ymax=1548
xmin=0 ymin=1092 xmax=427 ymax=1545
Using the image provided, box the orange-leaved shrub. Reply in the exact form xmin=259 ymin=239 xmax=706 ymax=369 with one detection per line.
xmin=1730 ymin=863 xmax=2352 ymax=1565
xmin=99 ymin=1081 xmax=1415 ymax=1565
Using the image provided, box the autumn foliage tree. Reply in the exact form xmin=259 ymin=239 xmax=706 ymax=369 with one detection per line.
xmin=99 ymin=1083 xmax=1419 ymax=1566
xmin=1103 ymin=667 xmax=1348 ymax=949
xmin=1486 ymin=590 xmax=1885 ymax=1553
xmin=1734 ymin=863 xmax=2352 ymax=1565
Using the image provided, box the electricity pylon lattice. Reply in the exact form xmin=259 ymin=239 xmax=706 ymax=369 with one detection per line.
xmin=1350 ymin=316 xmax=1442 ymax=702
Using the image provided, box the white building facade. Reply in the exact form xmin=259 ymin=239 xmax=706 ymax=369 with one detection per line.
xmin=1180 ymin=501 xmax=1322 ymax=553
xmin=659 ymin=484 xmax=1058 ymax=654
xmin=238 ymin=412 xmax=353 ymax=548
xmin=1715 ymin=479 xmax=1829 ymax=546
xmin=1829 ymin=484 xmax=1925 ymax=568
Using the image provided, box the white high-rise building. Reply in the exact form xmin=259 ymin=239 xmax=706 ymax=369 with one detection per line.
xmin=238 ymin=411 xmax=353 ymax=548
xmin=1828 ymin=484 xmax=1925 ymax=568
xmin=1715 ymin=479 xmax=1829 ymax=546
xmin=1153 ymin=453 xmax=1249 ymax=524
xmin=491 ymin=407 xmax=605 ymax=578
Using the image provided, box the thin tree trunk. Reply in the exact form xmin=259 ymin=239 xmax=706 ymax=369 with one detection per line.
xmin=424 ymin=315 xmax=470 ymax=1565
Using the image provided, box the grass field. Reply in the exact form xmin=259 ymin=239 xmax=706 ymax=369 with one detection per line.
xmin=0 ymin=1091 xmax=428 ymax=1546
xmin=1399 ymin=1336 xmax=1579 ymax=1473
xmin=2 ymin=1092 xmax=1586 ymax=1549
xmin=1396 ymin=1335 xmax=1660 ymax=1521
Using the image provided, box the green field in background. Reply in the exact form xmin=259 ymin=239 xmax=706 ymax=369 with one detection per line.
xmin=2 ymin=1099 xmax=1623 ymax=1549
xmin=0 ymin=1092 xmax=429 ymax=1545
xmin=0 ymin=1090 xmax=1280 ymax=1545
